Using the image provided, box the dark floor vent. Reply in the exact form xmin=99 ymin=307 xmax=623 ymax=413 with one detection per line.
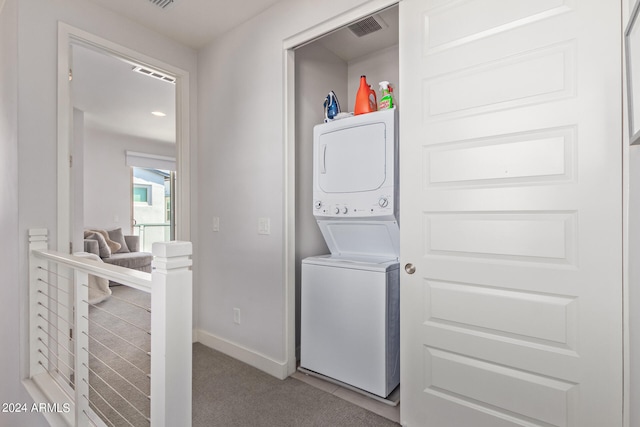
xmin=348 ymin=15 xmax=386 ymax=38
xmin=148 ymin=0 xmax=175 ymax=9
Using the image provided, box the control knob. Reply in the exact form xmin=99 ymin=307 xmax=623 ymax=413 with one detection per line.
xmin=342 ymin=207 xmax=348 ymax=214
xmin=378 ymin=197 xmax=389 ymax=208
xmin=334 ymin=207 xmax=340 ymax=214
xmin=314 ymin=200 xmax=322 ymax=210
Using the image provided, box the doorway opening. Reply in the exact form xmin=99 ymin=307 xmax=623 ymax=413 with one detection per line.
xmin=57 ymin=25 xmax=190 ymax=426
xmin=132 ymin=166 xmax=176 ymax=252
xmin=283 ymin=1 xmax=400 ymax=420
xmin=57 ymin=23 xmax=191 ymax=256
xmin=71 ymin=42 xmax=178 ymax=248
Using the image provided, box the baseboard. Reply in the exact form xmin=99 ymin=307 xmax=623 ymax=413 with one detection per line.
xmin=195 ymin=329 xmax=290 ymax=380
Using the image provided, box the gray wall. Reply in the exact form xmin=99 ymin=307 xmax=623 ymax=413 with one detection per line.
xmin=630 ymin=147 xmax=640 ymax=427
xmin=6 ymin=1 xmax=197 ymax=424
xmin=83 ymin=127 xmax=175 ymax=233
xmin=626 ymin=0 xmax=639 ymax=424
xmin=293 ymin=39 xmax=399 ymax=358
xmin=196 ymin=0 xmax=382 ymax=367
xmin=0 ymin=0 xmax=46 ymax=425
xmin=294 ymin=42 xmax=346 ymax=357
xmin=347 ymin=44 xmax=399 ymax=112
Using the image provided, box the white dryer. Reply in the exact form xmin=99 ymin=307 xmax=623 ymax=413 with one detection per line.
xmin=312 ymin=107 xmax=398 ymax=224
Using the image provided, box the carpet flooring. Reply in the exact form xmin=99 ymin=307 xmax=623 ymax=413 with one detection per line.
xmin=88 ymin=285 xmax=151 ymax=426
xmin=192 ymin=343 xmax=399 ymax=427
xmin=89 ymin=286 xmax=399 ymax=427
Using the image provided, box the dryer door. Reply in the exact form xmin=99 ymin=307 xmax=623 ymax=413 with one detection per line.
xmin=316 ymin=122 xmax=387 ymax=193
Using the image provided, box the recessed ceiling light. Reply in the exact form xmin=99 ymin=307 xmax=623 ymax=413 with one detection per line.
xmin=151 ymin=111 xmax=167 ymax=117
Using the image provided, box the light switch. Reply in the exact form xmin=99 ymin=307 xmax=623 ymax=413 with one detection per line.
xmin=258 ymin=217 xmax=270 ymax=235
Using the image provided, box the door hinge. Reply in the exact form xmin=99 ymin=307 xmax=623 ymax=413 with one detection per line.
xmin=69 ymin=241 xmax=73 ymax=253
xmin=69 ymin=155 xmax=73 ymax=168
xmin=68 ymin=68 xmax=73 ymax=82
xmin=70 ymin=328 xmax=73 ymax=340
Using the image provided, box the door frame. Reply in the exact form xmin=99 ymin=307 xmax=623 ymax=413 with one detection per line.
xmin=56 ymin=22 xmax=191 ymax=253
xmin=281 ymin=0 xmax=399 ymax=376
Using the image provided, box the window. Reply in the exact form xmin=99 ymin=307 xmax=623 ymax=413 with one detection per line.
xmin=133 ymin=185 xmax=152 ymax=205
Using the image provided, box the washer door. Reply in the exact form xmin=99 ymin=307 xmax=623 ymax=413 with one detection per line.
xmin=317 ymin=220 xmax=400 ymax=259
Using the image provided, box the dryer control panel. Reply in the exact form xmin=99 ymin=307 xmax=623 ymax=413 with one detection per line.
xmin=313 ymin=193 xmax=395 ymax=220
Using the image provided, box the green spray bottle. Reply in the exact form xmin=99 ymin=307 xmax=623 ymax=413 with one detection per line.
xmin=378 ymin=81 xmax=394 ymax=110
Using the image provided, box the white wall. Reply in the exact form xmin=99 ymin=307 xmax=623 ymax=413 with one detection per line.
xmin=197 ymin=0 xmax=387 ymax=373
xmin=72 ymin=108 xmax=85 ymax=252
xmin=0 ymin=0 xmax=48 ymax=426
xmin=626 ymin=2 xmax=639 ymax=425
xmin=629 ymin=147 xmax=640 ymax=427
xmin=292 ymin=39 xmax=399 ymax=359
xmin=347 ymin=44 xmax=399 ymax=113
xmin=83 ymin=127 xmax=175 ymax=233
xmin=625 ymin=0 xmax=639 ymax=424
xmin=294 ymin=42 xmax=346 ymax=357
xmin=11 ymin=1 xmax=196 ymax=423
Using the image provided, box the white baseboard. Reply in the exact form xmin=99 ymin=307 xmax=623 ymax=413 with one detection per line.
xmin=195 ymin=329 xmax=290 ymax=380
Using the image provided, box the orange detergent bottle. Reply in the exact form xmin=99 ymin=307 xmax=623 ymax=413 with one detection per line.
xmin=354 ymin=75 xmax=377 ymax=115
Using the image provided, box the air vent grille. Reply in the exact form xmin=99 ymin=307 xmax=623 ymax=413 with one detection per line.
xmin=148 ymin=0 xmax=175 ymax=9
xmin=132 ymin=66 xmax=176 ymax=84
xmin=348 ymin=15 xmax=386 ymax=37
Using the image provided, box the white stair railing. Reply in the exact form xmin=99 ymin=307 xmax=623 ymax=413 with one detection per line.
xmin=27 ymin=228 xmax=192 ymax=427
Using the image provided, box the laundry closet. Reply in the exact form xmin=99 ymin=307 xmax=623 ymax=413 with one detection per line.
xmin=293 ymin=4 xmax=400 ymax=401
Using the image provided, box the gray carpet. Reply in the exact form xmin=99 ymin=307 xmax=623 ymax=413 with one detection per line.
xmin=192 ymin=343 xmax=399 ymax=427
xmin=89 ymin=286 xmax=399 ymax=427
xmin=88 ymin=285 xmax=151 ymax=427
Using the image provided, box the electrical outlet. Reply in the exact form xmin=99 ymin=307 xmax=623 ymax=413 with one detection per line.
xmin=233 ymin=308 xmax=241 ymax=325
xmin=212 ymin=216 xmax=220 ymax=232
xmin=258 ymin=217 xmax=270 ymax=235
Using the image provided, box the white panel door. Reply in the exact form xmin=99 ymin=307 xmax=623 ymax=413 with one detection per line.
xmin=399 ymin=1 xmax=622 ymax=426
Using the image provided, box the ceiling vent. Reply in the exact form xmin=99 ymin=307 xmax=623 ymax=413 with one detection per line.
xmin=148 ymin=0 xmax=176 ymax=9
xmin=348 ymin=14 xmax=388 ymax=38
xmin=132 ymin=66 xmax=176 ymax=84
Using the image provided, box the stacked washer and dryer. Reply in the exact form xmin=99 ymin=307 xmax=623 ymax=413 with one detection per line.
xmin=300 ymin=107 xmax=400 ymax=399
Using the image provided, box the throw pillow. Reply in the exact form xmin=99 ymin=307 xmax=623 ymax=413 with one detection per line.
xmin=89 ymin=229 xmax=121 ymax=253
xmin=84 ymin=232 xmax=111 ymax=258
xmin=107 ymin=228 xmax=130 ymax=253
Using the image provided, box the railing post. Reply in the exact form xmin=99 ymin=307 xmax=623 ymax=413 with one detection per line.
xmin=140 ymin=224 xmax=145 ymax=252
xmin=74 ymin=269 xmax=90 ymax=424
xmin=28 ymin=228 xmax=49 ymax=378
xmin=150 ymin=241 xmax=192 ymax=427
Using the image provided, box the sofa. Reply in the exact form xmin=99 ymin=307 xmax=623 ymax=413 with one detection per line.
xmin=84 ymin=228 xmax=153 ymax=275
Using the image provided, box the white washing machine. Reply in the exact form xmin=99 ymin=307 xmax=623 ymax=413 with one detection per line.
xmin=300 ymin=255 xmax=399 ymax=398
